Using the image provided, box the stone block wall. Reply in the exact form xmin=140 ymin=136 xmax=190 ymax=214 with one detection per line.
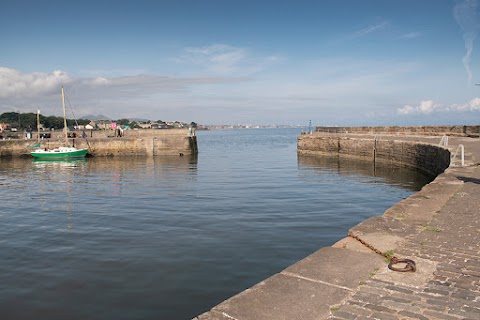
xmin=0 ymin=129 xmax=198 ymax=157
xmin=298 ymin=135 xmax=450 ymax=177
xmin=314 ymin=125 xmax=480 ymax=136
xmin=0 ymin=140 xmax=35 ymax=157
xmin=31 ymin=128 xmax=190 ymax=140
xmin=73 ymin=135 xmax=197 ymax=157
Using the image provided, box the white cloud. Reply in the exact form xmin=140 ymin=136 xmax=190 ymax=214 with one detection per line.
xmin=353 ymin=21 xmax=389 ymax=38
xmin=400 ymin=32 xmax=421 ymax=39
xmin=418 ymin=100 xmax=435 ymax=113
xmin=397 ymin=105 xmax=416 ymax=115
xmin=453 ymin=0 xmax=480 ymax=84
xmin=181 ymin=44 xmax=247 ymax=73
xmin=88 ymin=77 xmax=110 ymax=86
xmin=398 ymin=98 xmax=480 ymax=114
xmin=176 ymin=44 xmax=281 ymax=75
xmin=0 ymin=67 xmax=72 ymax=98
xmin=0 ymin=67 xmax=245 ymax=100
xmin=0 ymin=66 xmax=250 ymax=120
xmin=448 ymin=97 xmax=480 ymax=111
xmin=398 ymin=100 xmax=437 ymax=114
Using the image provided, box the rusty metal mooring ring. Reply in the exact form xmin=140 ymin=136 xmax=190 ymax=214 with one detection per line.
xmin=348 ymin=233 xmax=417 ymax=273
xmin=388 ymin=257 xmax=416 ymax=272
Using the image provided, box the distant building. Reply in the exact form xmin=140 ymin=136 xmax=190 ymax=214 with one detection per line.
xmin=138 ymin=122 xmax=152 ymax=129
xmin=166 ymin=121 xmax=186 ymax=128
xmin=95 ymin=120 xmax=114 ymax=130
xmin=151 ymin=122 xmax=171 ymax=129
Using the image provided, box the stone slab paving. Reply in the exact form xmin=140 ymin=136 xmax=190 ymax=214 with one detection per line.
xmin=330 ymin=165 xmax=480 ymax=320
xmin=329 ymin=135 xmax=480 ymax=319
xmin=195 ymin=135 xmax=480 ymax=320
xmin=197 ymin=248 xmax=385 ymax=320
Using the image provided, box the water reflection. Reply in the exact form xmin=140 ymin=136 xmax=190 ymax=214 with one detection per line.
xmin=297 ymin=154 xmax=433 ymax=191
xmin=32 ymin=158 xmax=88 ymax=165
xmin=0 ymin=156 xmax=198 ymax=231
xmin=0 ymin=133 xmax=432 ymax=320
xmin=0 ymin=155 xmax=197 ymax=179
xmin=31 ymin=159 xmax=86 ymax=230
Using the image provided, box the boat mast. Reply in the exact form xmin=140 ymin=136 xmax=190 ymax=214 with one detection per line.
xmin=37 ymin=109 xmax=40 ymax=143
xmin=62 ymin=86 xmax=68 ymax=145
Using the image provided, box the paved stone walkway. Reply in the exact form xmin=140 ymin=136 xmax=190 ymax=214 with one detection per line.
xmin=195 ymin=135 xmax=480 ymax=320
xmin=328 ymin=135 xmax=480 ymax=320
xmin=329 ymin=165 xmax=480 ymax=320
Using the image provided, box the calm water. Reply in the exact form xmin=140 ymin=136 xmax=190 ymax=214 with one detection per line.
xmin=0 ymin=128 xmax=432 ymax=319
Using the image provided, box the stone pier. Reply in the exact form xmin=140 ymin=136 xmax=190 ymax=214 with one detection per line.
xmin=0 ymin=129 xmax=198 ymax=157
xmin=195 ymin=127 xmax=480 ymax=320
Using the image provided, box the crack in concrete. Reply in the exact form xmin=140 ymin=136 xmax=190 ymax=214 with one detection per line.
xmin=281 ymin=271 xmax=354 ymax=292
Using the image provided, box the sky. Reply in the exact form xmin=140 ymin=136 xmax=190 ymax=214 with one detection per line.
xmin=1 ymin=0 xmax=480 ymax=126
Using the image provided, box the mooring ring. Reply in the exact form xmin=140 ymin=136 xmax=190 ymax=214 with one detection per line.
xmin=388 ymin=258 xmax=416 ymax=272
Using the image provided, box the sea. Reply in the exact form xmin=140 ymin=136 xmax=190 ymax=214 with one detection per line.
xmin=0 ymin=128 xmax=433 ymax=319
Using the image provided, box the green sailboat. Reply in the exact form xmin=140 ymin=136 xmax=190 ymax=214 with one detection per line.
xmin=31 ymin=86 xmax=88 ymax=159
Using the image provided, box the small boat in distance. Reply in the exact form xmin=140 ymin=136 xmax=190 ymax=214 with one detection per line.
xmin=31 ymin=86 xmax=88 ymax=159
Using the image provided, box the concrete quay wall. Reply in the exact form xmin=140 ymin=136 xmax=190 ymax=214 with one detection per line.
xmin=297 ymin=133 xmax=450 ymax=177
xmin=196 ymin=133 xmax=480 ymax=320
xmin=88 ymin=128 xmax=192 ymax=139
xmin=315 ymin=125 xmax=480 ymax=136
xmin=0 ymin=129 xmax=197 ymax=157
xmin=74 ymin=136 xmax=197 ymax=157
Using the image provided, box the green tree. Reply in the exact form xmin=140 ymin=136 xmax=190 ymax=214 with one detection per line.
xmin=19 ymin=113 xmax=38 ymax=130
xmin=0 ymin=111 xmax=89 ymax=130
xmin=43 ymin=115 xmax=64 ymax=129
xmin=0 ymin=112 xmax=21 ymax=125
xmin=0 ymin=112 xmax=36 ymax=129
xmin=116 ymin=118 xmax=130 ymax=126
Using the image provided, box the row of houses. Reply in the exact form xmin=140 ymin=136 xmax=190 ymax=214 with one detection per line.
xmin=1 ymin=120 xmax=196 ymax=133
xmin=136 ymin=121 xmax=192 ymax=129
xmin=76 ymin=120 xmax=194 ymax=130
xmin=0 ymin=123 xmax=17 ymax=132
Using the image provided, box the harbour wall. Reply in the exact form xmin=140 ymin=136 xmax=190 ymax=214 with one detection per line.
xmin=0 ymin=129 xmax=198 ymax=157
xmin=297 ymin=133 xmax=450 ymax=177
xmin=314 ymin=125 xmax=480 ymax=136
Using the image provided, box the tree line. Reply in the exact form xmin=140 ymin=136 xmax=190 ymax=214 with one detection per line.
xmin=1 ymin=112 xmax=197 ymax=131
xmin=0 ymin=112 xmax=90 ymax=130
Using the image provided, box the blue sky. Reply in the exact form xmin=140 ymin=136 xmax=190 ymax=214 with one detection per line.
xmin=1 ymin=0 xmax=479 ymax=125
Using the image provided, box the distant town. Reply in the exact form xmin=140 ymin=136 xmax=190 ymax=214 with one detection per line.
xmin=0 ymin=111 xmax=306 ymax=139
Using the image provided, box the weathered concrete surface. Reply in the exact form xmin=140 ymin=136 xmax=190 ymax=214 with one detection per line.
xmin=314 ymin=125 xmax=480 ymax=136
xmin=197 ymin=248 xmax=384 ymax=320
xmin=0 ymin=129 xmax=198 ymax=157
xmin=73 ymin=135 xmax=197 ymax=156
xmin=331 ymin=165 xmax=480 ymax=320
xmin=195 ymin=133 xmax=480 ymax=320
xmin=297 ymin=133 xmax=451 ymax=177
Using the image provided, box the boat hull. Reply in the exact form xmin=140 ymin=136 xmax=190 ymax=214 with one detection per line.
xmin=31 ymin=148 xmax=88 ymax=159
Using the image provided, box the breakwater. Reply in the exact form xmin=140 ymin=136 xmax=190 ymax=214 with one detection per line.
xmin=297 ymin=133 xmax=450 ymax=176
xmin=315 ymin=125 xmax=480 ymax=136
xmin=196 ymin=128 xmax=480 ymax=320
xmin=0 ymin=129 xmax=197 ymax=157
